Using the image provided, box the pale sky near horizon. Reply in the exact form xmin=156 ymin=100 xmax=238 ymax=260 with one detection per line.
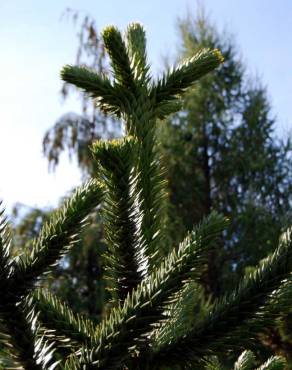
xmin=0 ymin=0 xmax=292 ymax=214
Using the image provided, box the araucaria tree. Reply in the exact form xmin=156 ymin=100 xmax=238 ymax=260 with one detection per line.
xmin=0 ymin=23 xmax=292 ymax=369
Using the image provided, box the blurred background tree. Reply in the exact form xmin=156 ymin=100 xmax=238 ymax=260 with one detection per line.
xmin=11 ymin=11 xmax=113 ymax=321
xmin=160 ymin=12 xmax=292 ymax=297
xmin=10 ymin=6 xmax=292 ymax=366
xmin=159 ymin=12 xmax=292 ymax=363
xmin=43 ymin=9 xmax=120 ymax=176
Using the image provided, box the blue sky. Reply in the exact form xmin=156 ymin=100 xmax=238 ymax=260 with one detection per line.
xmin=0 ymin=0 xmax=292 ymax=212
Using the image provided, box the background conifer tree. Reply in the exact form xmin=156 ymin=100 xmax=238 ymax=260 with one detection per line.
xmin=159 ymin=12 xmax=292 ymax=296
xmin=158 ymin=13 xmax=292 ymax=361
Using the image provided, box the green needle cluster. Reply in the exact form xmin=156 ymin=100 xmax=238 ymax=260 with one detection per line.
xmin=1 ymin=21 xmax=291 ymax=370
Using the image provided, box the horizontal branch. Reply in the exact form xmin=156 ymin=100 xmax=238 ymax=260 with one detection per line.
xmin=72 ymin=212 xmax=228 ymax=369
xmin=33 ymin=290 xmax=97 ymax=346
xmin=150 ymin=226 xmax=292 ymax=367
xmin=61 ymin=65 xmax=127 ymax=116
xmin=151 ymin=48 xmax=224 ymax=112
xmin=9 ymin=179 xmax=104 ymax=299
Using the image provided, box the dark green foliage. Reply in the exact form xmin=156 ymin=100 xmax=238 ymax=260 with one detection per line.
xmin=92 ymin=137 xmax=144 ymax=301
xmin=33 ymin=289 xmax=96 ymax=346
xmin=12 ymin=202 xmax=107 ymax=321
xmin=72 ymin=213 xmax=227 ymax=369
xmin=0 ymin=205 xmax=10 ymax=287
xmin=0 ymin=181 xmax=104 ymax=368
xmin=102 ymin=26 xmax=135 ymax=90
xmin=125 ymin=23 xmax=149 ymax=83
xmin=1 ymin=297 xmax=60 ymax=370
xmin=11 ymin=179 xmax=104 ymax=299
xmin=151 ymin=48 xmax=224 ymax=113
xmin=204 ymin=350 xmax=286 ymax=370
xmin=61 ymin=66 xmax=124 ymax=117
xmin=2 ymin=20 xmax=292 ymax=370
xmin=149 ymin=227 xmax=292 ymax=367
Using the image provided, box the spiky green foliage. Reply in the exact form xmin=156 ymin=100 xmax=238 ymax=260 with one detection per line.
xmin=1 ymin=299 xmax=58 ymax=370
xmin=234 ymin=350 xmax=256 ymax=370
xmin=125 ymin=22 xmax=150 ymax=83
xmin=2 ymin=21 xmax=292 ymax=370
xmin=0 ymin=205 xmax=10 ymax=292
xmin=68 ymin=213 xmax=227 ymax=369
xmin=62 ymin=23 xmax=223 ymax=270
xmin=0 ymin=180 xmax=103 ymax=368
xmin=204 ymin=356 xmax=223 ymax=370
xmin=92 ymin=137 xmax=144 ymax=301
xmin=60 ymin=66 xmax=123 ymax=116
xmin=0 ymin=207 xmax=57 ymax=369
xmin=148 ymin=227 xmax=292 ymax=368
xmin=102 ymin=26 xmax=135 ymax=90
xmin=33 ymin=289 xmax=96 ymax=346
xmin=10 ymin=179 xmax=104 ymax=299
xmin=151 ymin=48 xmax=224 ymax=115
xmin=257 ymin=356 xmax=286 ymax=370
xmin=203 ymin=350 xmax=286 ymax=370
